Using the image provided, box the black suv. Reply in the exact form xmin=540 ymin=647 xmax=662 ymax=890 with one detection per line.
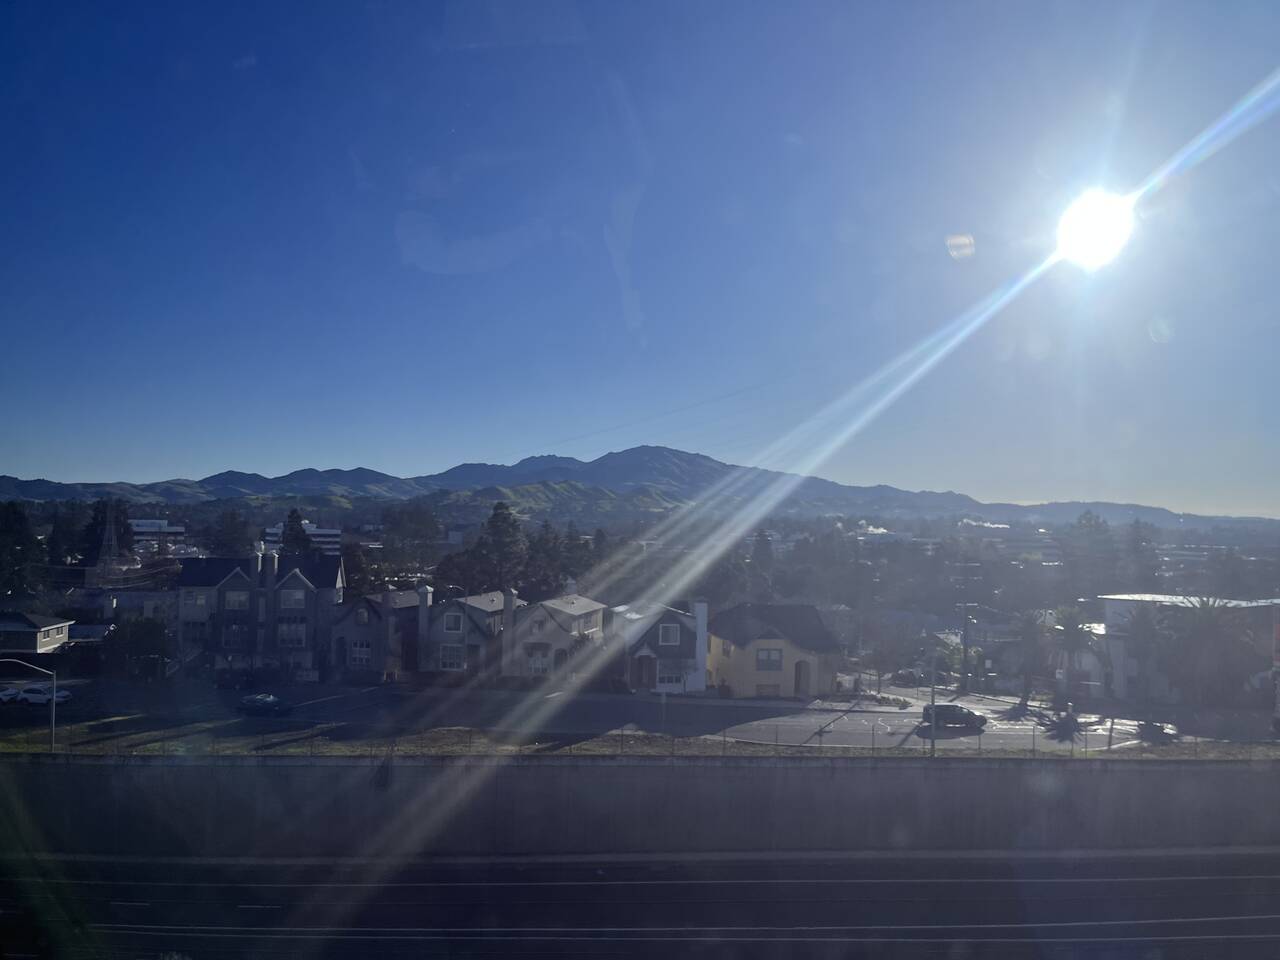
xmin=921 ymin=704 xmax=987 ymax=729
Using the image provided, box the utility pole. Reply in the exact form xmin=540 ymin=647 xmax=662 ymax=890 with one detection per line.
xmin=929 ymin=637 xmax=938 ymax=758
xmin=957 ymin=602 xmax=972 ymax=694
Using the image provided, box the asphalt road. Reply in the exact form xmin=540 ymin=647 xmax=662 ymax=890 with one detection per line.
xmin=7 ymin=851 xmax=1280 ymax=958
xmin=0 ymin=677 xmax=1169 ymax=753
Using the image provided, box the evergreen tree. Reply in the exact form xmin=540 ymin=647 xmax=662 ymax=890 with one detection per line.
xmin=341 ymin=542 xmax=374 ymax=594
xmin=211 ymin=508 xmax=252 ymax=556
xmin=0 ymin=501 xmax=42 ymax=596
xmin=81 ymin=498 xmax=134 ymax=565
xmin=522 ymin=521 xmax=566 ymax=600
xmin=45 ymin=502 xmax=86 ymax=566
xmin=592 ymin=527 xmax=610 ymax=558
xmin=562 ymin=521 xmax=593 ymax=578
xmin=1121 ymin=520 xmax=1160 ymax=592
xmin=281 ymin=509 xmax=312 ymax=557
xmin=472 ymin=502 xmax=527 ymax=591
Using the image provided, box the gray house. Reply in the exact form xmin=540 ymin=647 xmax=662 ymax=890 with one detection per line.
xmin=176 ymin=549 xmax=345 ymax=681
xmin=331 ymin=586 xmax=427 ymax=683
xmin=417 ymin=589 xmax=525 ymax=679
xmin=503 ymin=594 xmax=609 ymax=678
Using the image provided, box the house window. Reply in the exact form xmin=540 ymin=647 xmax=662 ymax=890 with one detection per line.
xmin=658 ymin=623 xmax=680 ymax=645
xmin=278 ymin=618 xmax=307 ymax=647
xmin=355 ymin=608 xmax=369 ymax=625
xmin=444 ymin=612 xmax=463 ymax=633
xmin=579 ymin=614 xmax=596 ymax=634
xmin=349 ymin=636 xmax=371 ymax=667
xmin=756 ymin=683 xmax=781 ymax=697
xmin=280 ymin=589 xmax=306 ymax=609
xmin=722 ymin=638 xmax=731 ymax=656
xmin=222 ymin=624 xmax=246 ymax=650
xmin=440 ymin=644 xmax=464 ymax=671
xmin=658 ymin=659 xmax=684 ymax=685
xmin=225 ymin=590 xmax=249 ymax=611
xmin=756 ymin=648 xmax=783 ymax=671
xmin=533 ymin=619 xmax=545 ymax=634
xmin=529 ymin=654 xmax=549 ymax=675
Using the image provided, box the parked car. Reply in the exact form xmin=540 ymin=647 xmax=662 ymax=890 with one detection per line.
xmin=16 ymin=685 xmax=71 ymax=706
xmin=0 ymin=686 xmax=19 ymax=705
xmin=892 ymin=669 xmax=920 ymax=686
xmin=237 ymin=693 xmax=293 ymax=717
xmin=921 ymin=703 xmax=986 ymax=729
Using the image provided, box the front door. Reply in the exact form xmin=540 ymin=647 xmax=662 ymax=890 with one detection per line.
xmin=794 ymin=659 xmax=811 ymax=698
xmin=635 ymin=656 xmax=656 ymax=690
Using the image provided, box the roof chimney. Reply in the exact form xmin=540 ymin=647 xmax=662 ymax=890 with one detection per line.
xmin=501 ymin=586 xmax=519 ymax=676
xmin=416 ymin=582 xmax=433 ymax=658
xmin=691 ymin=599 xmax=709 ymax=693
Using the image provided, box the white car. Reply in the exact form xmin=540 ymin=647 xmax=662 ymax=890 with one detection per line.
xmin=16 ymin=685 xmax=71 ymax=706
xmin=0 ymin=687 xmax=18 ymax=705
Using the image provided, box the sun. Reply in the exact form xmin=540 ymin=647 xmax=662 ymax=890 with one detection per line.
xmin=1055 ymin=189 xmax=1135 ymax=271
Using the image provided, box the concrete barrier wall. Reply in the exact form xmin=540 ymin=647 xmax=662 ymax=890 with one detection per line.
xmin=1 ymin=755 xmax=1275 ymax=858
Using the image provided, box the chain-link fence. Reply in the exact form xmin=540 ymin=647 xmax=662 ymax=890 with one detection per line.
xmin=2 ymin=715 xmax=1279 ymax=761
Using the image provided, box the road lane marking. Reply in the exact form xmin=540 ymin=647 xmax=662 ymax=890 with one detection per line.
xmin=293 ymin=687 xmax=379 ymax=709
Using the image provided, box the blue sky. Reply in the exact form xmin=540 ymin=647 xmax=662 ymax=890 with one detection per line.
xmin=4 ymin=1 xmax=1280 ymax=516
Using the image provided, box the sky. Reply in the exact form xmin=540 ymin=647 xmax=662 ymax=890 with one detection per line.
xmin=4 ymin=1 xmax=1280 ymax=517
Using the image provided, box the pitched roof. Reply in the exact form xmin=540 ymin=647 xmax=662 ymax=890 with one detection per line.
xmin=278 ymin=554 xmax=343 ymax=589
xmin=377 ymin=589 xmax=421 ymax=609
xmin=539 ymin=594 xmax=606 ymax=617
xmin=709 ymin=603 xmax=840 ymax=653
xmin=0 ymin=611 xmax=75 ymax=631
xmin=177 ymin=554 xmax=344 ymax=590
xmin=457 ymin=591 xmax=526 ymax=613
xmin=176 ymin=558 xmax=254 ymax=587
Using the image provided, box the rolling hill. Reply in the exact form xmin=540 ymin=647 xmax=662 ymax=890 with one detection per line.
xmin=2 ymin=446 xmax=1276 ymax=531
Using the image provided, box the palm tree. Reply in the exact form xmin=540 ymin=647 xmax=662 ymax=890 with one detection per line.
xmin=1014 ymin=610 xmax=1046 ymax=701
xmin=1050 ymin=606 xmax=1108 ymax=701
xmin=1162 ymin=597 xmax=1243 ymax=706
xmin=1122 ymin=604 xmax=1164 ymax=717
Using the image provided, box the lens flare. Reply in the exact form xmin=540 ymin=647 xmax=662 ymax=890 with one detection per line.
xmin=1055 ymin=189 xmax=1135 ymax=271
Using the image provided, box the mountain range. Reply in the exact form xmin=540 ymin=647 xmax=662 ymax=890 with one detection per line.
xmin=1 ymin=445 xmax=1274 ymax=531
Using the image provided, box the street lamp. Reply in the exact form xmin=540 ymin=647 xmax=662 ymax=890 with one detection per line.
xmin=0 ymin=658 xmax=57 ymax=752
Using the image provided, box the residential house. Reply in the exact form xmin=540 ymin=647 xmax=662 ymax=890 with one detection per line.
xmin=0 ymin=611 xmax=75 ymax=656
xmin=707 ymin=603 xmax=840 ymax=699
xmin=610 ymin=600 xmax=709 ymax=694
xmin=417 ymin=589 xmax=525 ymax=679
xmin=332 ymin=585 xmax=429 ymax=683
xmin=176 ymin=548 xmax=345 ymax=681
xmin=504 ymin=594 xmax=610 ymax=679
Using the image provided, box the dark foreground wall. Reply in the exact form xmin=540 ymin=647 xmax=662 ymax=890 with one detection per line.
xmin=1 ymin=755 xmax=1274 ymax=858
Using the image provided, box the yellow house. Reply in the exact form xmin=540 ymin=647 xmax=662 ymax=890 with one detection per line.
xmin=707 ymin=603 xmax=840 ymax=699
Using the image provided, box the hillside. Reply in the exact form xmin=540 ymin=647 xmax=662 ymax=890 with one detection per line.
xmin=3 ymin=447 xmax=1278 ymax=531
